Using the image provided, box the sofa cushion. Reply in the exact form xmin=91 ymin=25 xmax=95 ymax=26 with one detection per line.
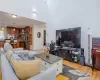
xmin=0 ymin=48 xmax=5 ymax=53
xmin=14 ymin=50 xmax=29 ymax=60
xmin=4 ymin=43 xmax=13 ymax=52
xmin=1 ymin=54 xmax=19 ymax=80
xmin=28 ymin=51 xmax=39 ymax=58
xmin=11 ymin=59 xmax=41 ymax=80
xmin=6 ymin=50 xmax=13 ymax=61
xmin=27 ymin=67 xmax=56 ymax=80
xmin=11 ymin=54 xmax=22 ymax=60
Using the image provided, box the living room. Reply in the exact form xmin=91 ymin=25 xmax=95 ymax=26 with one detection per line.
xmin=0 ymin=0 xmax=100 ymax=80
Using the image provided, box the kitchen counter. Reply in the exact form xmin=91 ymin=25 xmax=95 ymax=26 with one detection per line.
xmin=4 ymin=39 xmax=26 ymax=49
xmin=5 ymin=39 xmax=18 ymax=40
xmin=5 ymin=39 xmax=25 ymax=43
xmin=19 ymin=40 xmax=25 ymax=42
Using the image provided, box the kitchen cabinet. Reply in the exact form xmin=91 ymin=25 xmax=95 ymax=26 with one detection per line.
xmin=7 ymin=27 xmax=11 ymax=34
xmin=7 ymin=27 xmax=19 ymax=36
xmin=25 ymin=26 xmax=30 ymax=33
xmin=15 ymin=28 xmax=19 ymax=36
xmin=10 ymin=39 xmax=20 ymax=48
xmin=0 ymin=41 xmax=4 ymax=48
xmin=7 ymin=27 xmax=14 ymax=34
xmin=6 ymin=26 xmax=33 ymax=50
xmin=10 ymin=27 xmax=14 ymax=34
xmin=25 ymin=26 xmax=32 ymax=50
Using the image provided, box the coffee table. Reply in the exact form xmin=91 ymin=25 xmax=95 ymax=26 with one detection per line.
xmin=35 ymin=53 xmax=63 ymax=75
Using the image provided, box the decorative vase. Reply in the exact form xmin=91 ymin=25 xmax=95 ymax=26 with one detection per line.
xmin=44 ymin=47 xmax=49 ymax=57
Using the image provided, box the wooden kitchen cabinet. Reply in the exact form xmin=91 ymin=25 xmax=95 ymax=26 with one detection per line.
xmin=7 ymin=27 xmax=14 ymax=34
xmin=0 ymin=41 xmax=4 ymax=48
xmin=25 ymin=26 xmax=32 ymax=50
xmin=6 ymin=26 xmax=33 ymax=50
xmin=15 ymin=28 xmax=19 ymax=36
xmin=7 ymin=27 xmax=19 ymax=36
xmin=10 ymin=27 xmax=15 ymax=34
xmin=28 ymin=34 xmax=32 ymax=45
xmin=10 ymin=28 xmax=13 ymax=34
xmin=25 ymin=26 xmax=30 ymax=33
xmin=7 ymin=27 xmax=11 ymax=34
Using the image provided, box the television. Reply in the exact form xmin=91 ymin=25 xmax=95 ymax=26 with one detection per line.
xmin=56 ymin=27 xmax=81 ymax=48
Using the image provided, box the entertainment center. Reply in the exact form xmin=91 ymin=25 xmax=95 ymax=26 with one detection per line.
xmin=50 ymin=27 xmax=84 ymax=64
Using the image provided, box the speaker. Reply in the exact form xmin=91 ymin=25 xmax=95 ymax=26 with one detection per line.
xmin=81 ymin=48 xmax=84 ymax=56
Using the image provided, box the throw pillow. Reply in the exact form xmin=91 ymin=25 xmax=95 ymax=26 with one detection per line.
xmin=11 ymin=54 xmax=22 ymax=60
xmin=11 ymin=59 xmax=41 ymax=80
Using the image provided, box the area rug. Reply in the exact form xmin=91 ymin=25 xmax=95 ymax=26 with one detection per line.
xmin=61 ymin=65 xmax=90 ymax=80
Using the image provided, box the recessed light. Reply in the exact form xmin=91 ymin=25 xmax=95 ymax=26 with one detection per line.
xmin=12 ymin=14 xmax=17 ymax=18
xmin=13 ymin=28 xmax=15 ymax=31
xmin=32 ymin=8 xmax=37 ymax=17
xmin=2 ymin=27 xmax=4 ymax=30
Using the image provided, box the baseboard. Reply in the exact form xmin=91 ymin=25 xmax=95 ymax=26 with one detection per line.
xmin=85 ymin=63 xmax=93 ymax=68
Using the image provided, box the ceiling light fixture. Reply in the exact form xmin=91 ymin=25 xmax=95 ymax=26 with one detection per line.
xmin=32 ymin=8 xmax=37 ymax=13
xmin=12 ymin=14 xmax=17 ymax=18
xmin=13 ymin=28 xmax=15 ymax=31
xmin=32 ymin=8 xmax=37 ymax=17
xmin=2 ymin=27 xmax=4 ymax=30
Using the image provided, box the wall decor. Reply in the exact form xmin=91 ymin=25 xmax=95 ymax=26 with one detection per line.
xmin=37 ymin=32 xmax=41 ymax=38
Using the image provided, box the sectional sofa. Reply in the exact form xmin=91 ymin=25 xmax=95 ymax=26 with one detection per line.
xmin=1 ymin=54 xmax=56 ymax=80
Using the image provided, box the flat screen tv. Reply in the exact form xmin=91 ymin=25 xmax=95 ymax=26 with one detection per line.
xmin=56 ymin=27 xmax=81 ymax=48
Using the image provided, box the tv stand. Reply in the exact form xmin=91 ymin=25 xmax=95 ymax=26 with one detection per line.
xmin=58 ymin=47 xmax=81 ymax=62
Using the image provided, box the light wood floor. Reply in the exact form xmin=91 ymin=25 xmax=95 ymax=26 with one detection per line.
xmin=0 ymin=60 xmax=100 ymax=80
xmin=56 ymin=60 xmax=100 ymax=80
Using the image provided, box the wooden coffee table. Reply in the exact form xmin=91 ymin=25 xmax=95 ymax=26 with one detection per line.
xmin=35 ymin=53 xmax=63 ymax=75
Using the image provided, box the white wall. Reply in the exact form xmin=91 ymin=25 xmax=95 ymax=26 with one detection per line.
xmin=46 ymin=0 xmax=99 ymax=64
xmin=33 ymin=24 xmax=46 ymax=50
xmin=47 ymin=0 xmax=98 ymax=38
xmin=0 ymin=0 xmax=49 ymax=23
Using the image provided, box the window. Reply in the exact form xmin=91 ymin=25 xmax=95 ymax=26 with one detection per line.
xmin=0 ymin=30 xmax=4 ymax=40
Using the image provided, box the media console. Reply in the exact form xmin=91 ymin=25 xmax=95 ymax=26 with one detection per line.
xmin=54 ymin=27 xmax=82 ymax=62
xmin=57 ymin=47 xmax=82 ymax=62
